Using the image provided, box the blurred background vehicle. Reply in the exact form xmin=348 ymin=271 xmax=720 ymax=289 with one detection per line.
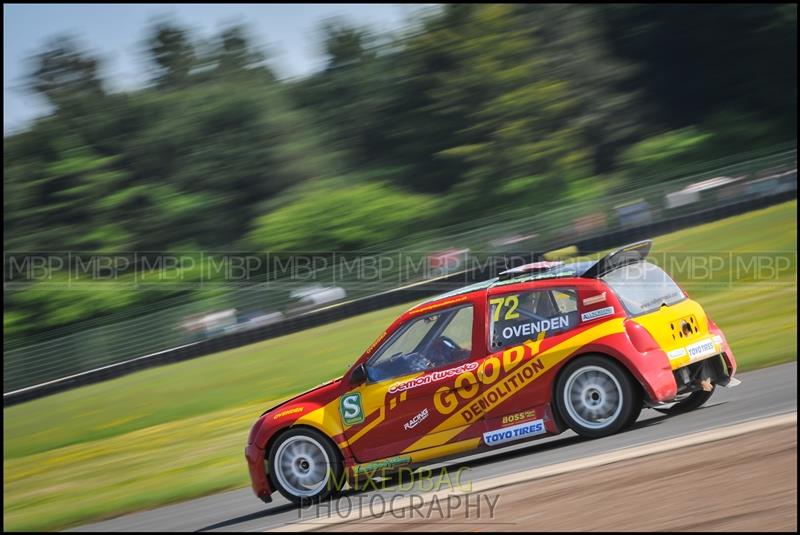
xmin=664 ymin=176 xmax=742 ymax=209
xmin=744 ymin=166 xmax=798 ymax=196
xmin=615 ymin=199 xmax=654 ymax=228
xmin=285 ymin=285 xmax=348 ymax=316
xmin=222 ymin=310 xmax=285 ymax=335
xmin=489 ymin=233 xmax=540 ymax=253
xmin=181 ymin=309 xmax=237 ymax=341
xmin=427 ymin=248 xmax=471 ymax=275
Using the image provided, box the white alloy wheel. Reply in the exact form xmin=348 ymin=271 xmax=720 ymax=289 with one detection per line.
xmin=563 ymin=365 xmax=624 ymax=430
xmin=273 ymin=435 xmax=331 ymax=498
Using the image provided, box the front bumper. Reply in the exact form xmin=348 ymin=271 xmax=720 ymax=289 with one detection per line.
xmin=245 ymin=444 xmax=273 ymax=502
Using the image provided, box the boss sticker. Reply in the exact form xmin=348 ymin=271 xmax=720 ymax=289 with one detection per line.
xmin=501 ymin=409 xmax=536 ymax=427
xmin=340 ymin=392 xmax=364 ymax=425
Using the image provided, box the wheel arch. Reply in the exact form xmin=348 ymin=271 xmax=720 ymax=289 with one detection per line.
xmin=263 ymin=423 xmax=347 ymax=496
xmin=264 ymin=423 xmax=345 ymax=465
xmin=551 ymin=350 xmax=646 ymax=422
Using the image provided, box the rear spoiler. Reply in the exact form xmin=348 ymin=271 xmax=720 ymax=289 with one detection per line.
xmin=582 ymin=240 xmax=653 ymax=279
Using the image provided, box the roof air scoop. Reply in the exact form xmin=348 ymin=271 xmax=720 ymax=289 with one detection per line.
xmin=498 ymin=261 xmax=564 ymax=281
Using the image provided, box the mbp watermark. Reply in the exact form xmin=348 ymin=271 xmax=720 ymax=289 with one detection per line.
xmin=3 ymin=250 xmax=796 ymax=291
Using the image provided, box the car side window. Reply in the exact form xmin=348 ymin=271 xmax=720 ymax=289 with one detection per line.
xmin=366 ymin=305 xmax=474 ymax=383
xmin=489 ymin=289 xmax=578 ymax=351
xmin=552 ymin=289 xmax=578 ymax=314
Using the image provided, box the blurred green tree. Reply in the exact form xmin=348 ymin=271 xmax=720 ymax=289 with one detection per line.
xmin=247 ymin=179 xmax=439 ymax=251
xmin=211 ymin=25 xmax=275 ymax=83
xmin=146 ymin=21 xmax=198 ymax=88
xmin=28 ymin=36 xmax=105 ymax=108
xmin=4 ymin=5 xmax=796 ymax=341
xmin=601 ymin=4 xmax=796 ymax=146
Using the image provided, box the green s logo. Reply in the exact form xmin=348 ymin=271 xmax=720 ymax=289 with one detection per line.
xmin=340 ymin=392 xmax=364 ymax=425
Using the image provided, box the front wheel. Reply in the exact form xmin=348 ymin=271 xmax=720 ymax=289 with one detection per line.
xmin=267 ymin=427 xmax=343 ymax=504
xmin=654 ymin=386 xmax=715 ymax=415
xmin=554 ymin=356 xmax=642 ymax=439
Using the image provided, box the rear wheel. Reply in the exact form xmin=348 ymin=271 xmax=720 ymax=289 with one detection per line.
xmin=268 ymin=427 xmax=343 ymax=504
xmin=555 ymin=356 xmax=642 ymax=439
xmin=654 ymin=386 xmax=715 ymax=415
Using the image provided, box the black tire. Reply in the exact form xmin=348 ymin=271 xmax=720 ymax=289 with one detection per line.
xmin=622 ymin=394 xmax=644 ymax=430
xmin=654 ymin=386 xmax=715 ymax=415
xmin=267 ymin=427 xmax=343 ymax=505
xmin=554 ymin=356 xmax=642 ymax=439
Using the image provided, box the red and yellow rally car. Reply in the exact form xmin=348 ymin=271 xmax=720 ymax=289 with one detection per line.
xmin=245 ymin=241 xmax=739 ymax=503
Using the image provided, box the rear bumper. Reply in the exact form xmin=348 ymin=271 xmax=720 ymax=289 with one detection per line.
xmin=709 ymin=323 xmax=737 ymax=380
xmin=672 ymin=351 xmax=738 ymax=395
xmin=635 ymin=340 xmax=738 ymax=404
xmin=658 ymin=328 xmax=738 ymax=398
xmin=245 ymin=444 xmax=273 ymax=502
xmin=719 ymin=341 xmax=738 ymax=381
xmin=638 ymin=352 xmax=680 ymax=402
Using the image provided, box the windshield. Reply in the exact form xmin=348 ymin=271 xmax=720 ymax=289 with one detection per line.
xmin=366 ymin=305 xmax=473 ymax=382
xmin=601 ymin=261 xmax=685 ymax=316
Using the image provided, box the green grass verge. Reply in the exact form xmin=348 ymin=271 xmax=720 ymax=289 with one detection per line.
xmin=4 ymin=200 xmax=797 ymax=531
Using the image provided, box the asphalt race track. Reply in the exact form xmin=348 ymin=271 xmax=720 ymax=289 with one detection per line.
xmin=72 ymin=361 xmax=797 ymax=532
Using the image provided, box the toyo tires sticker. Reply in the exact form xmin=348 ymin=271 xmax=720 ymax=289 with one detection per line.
xmin=483 ymin=419 xmax=546 ymax=446
xmin=686 ymin=338 xmax=716 ymax=361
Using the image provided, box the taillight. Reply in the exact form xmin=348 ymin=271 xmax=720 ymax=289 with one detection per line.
xmin=625 ymin=320 xmax=661 ymax=352
xmin=706 ymin=317 xmax=726 ymax=345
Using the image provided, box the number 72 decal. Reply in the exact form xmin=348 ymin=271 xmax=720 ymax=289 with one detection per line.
xmin=490 ymin=295 xmax=520 ymax=322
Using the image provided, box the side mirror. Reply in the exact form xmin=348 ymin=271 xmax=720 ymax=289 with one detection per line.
xmin=349 ymin=363 xmax=367 ymax=385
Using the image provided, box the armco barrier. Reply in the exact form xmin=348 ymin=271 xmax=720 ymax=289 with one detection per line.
xmin=2 ymin=267 xmax=501 ymax=405
xmin=573 ymin=188 xmax=798 ymax=254
xmin=3 ymin=187 xmax=796 ymax=407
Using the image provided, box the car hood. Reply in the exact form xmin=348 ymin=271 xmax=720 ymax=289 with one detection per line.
xmin=260 ymin=376 xmax=343 ymax=417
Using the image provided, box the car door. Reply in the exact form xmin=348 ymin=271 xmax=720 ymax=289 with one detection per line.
xmin=476 ymin=287 xmax=581 ymax=444
xmin=340 ymin=302 xmax=488 ymax=462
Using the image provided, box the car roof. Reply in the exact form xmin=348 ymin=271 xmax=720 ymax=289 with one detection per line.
xmin=413 ymin=240 xmax=654 ymax=310
xmin=415 ymin=260 xmax=596 ymax=308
